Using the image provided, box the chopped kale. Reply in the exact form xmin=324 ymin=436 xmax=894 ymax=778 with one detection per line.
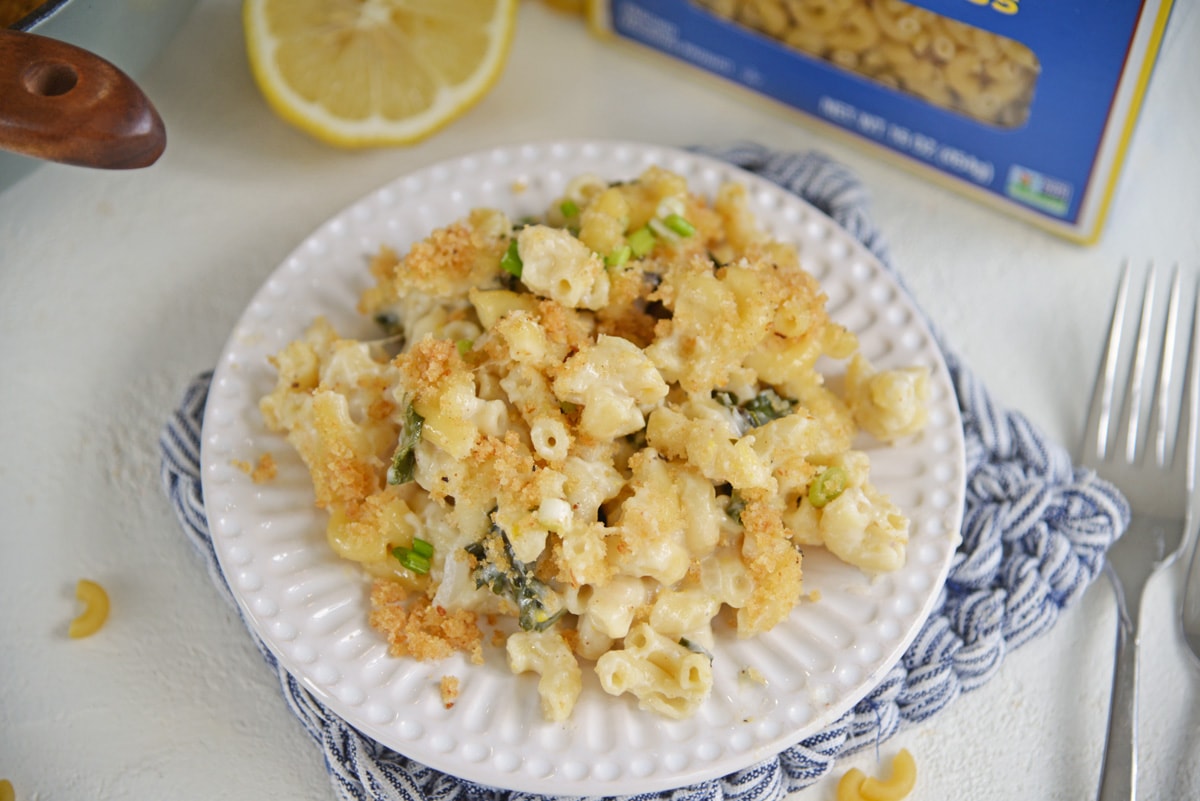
xmin=373 ymin=310 xmax=404 ymax=339
xmin=679 ymin=637 xmax=714 ymax=661
xmin=464 ymin=519 xmax=563 ymax=632
xmin=725 ymin=491 xmax=747 ymax=524
xmin=387 ymin=402 xmax=424 ymax=485
xmin=714 ymin=388 xmax=797 ymax=431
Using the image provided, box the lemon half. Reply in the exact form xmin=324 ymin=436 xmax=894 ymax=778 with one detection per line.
xmin=244 ymin=0 xmax=518 ymax=147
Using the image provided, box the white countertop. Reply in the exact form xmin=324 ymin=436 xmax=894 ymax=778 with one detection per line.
xmin=2 ymin=2 xmax=1198 ymax=799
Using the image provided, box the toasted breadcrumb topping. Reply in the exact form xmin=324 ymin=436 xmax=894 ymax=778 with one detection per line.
xmin=736 ymin=496 xmax=804 ymax=635
xmin=439 ymin=675 xmax=461 ymax=708
xmin=368 ymin=580 xmax=484 ymax=664
xmin=231 ymin=453 xmax=278 ymax=484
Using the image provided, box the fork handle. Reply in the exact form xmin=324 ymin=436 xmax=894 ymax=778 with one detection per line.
xmin=1182 ymin=527 xmax=1200 ymax=665
xmin=1097 ymin=564 xmax=1139 ymax=801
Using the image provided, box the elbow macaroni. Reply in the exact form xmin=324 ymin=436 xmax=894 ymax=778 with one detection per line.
xmin=695 ymin=0 xmax=1041 ymax=128
xmin=260 ymin=165 xmax=930 ymax=720
xmin=68 ymin=578 xmax=110 ymax=639
xmin=838 ymin=748 xmax=918 ymax=801
xmin=507 ymin=630 xmax=582 ymax=722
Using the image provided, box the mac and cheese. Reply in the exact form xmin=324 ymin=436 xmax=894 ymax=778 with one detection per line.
xmin=260 ymin=166 xmax=930 ymax=720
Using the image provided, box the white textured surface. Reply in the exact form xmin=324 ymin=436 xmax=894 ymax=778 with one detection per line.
xmin=0 ymin=2 xmax=1197 ymax=800
xmin=200 ymin=141 xmax=965 ymax=794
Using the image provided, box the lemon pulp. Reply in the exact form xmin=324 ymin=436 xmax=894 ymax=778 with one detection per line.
xmin=244 ymin=0 xmax=518 ymax=147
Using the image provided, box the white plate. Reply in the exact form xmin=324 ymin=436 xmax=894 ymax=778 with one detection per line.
xmin=201 ymin=140 xmax=966 ymax=795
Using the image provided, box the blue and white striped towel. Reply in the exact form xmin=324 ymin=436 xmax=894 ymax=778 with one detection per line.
xmin=159 ymin=143 xmax=1130 ymax=801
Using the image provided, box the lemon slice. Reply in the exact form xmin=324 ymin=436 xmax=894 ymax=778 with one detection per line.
xmin=244 ymin=0 xmax=518 ymax=147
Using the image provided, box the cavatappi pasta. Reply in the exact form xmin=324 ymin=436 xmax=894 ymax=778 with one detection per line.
xmin=694 ymin=0 xmax=1040 ymax=128
xmin=260 ymin=166 xmax=931 ymax=720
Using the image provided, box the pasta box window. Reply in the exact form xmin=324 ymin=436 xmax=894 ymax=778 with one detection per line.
xmin=587 ymin=0 xmax=1175 ymax=243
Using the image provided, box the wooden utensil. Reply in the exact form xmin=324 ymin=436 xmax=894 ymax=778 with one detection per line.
xmin=0 ymin=28 xmax=166 ymax=169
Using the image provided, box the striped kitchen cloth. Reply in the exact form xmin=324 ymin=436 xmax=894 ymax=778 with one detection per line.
xmin=159 ymin=143 xmax=1130 ymax=801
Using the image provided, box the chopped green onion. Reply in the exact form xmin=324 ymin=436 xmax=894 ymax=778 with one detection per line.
xmin=456 ymin=338 xmax=474 ymax=357
xmin=808 ymin=466 xmax=848 ymax=508
xmin=560 ymin=199 xmax=580 ymax=218
xmin=627 ymin=226 xmax=655 ymax=257
xmin=605 ymin=245 xmax=632 ymax=268
xmin=392 ymin=546 xmax=431 ymax=574
xmin=663 ymin=213 xmax=695 ymax=237
xmin=500 ymin=239 xmax=523 ymax=278
xmin=410 ymin=538 xmax=434 ymax=558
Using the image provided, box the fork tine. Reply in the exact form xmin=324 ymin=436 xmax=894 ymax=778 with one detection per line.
xmin=1115 ymin=266 xmax=1157 ymax=465
xmin=1180 ymin=273 xmax=1200 ymax=485
xmin=1142 ymin=267 xmax=1180 ymax=465
xmin=1084 ymin=263 xmax=1132 ymax=463
xmin=1147 ymin=266 xmax=1180 ymax=468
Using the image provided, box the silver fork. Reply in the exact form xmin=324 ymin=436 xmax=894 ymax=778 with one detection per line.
xmin=1081 ymin=262 xmax=1197 ymax=801
xmin=1185 ymin=509 xmax=1200 ymax=667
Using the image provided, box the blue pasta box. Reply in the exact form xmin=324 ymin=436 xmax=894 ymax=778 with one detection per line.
xmin=587 ymin=0 xmax=1175 ymax=243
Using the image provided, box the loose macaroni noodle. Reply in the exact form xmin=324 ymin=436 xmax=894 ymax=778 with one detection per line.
xmin=68 ymin=578 xmax=109 ymax=639
xmin=838 ymin=748 xmax=918 ymax=801
xmin=260 ymin=166 xmax=930 ymax=720
xmin=694 ymin=0 xmax=1040 ymax=128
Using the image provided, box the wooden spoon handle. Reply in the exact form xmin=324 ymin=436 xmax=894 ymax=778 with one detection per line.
xmin=0 ymin=29 xmax=166 ymax=169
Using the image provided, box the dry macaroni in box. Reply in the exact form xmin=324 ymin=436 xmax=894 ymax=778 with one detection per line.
xmin=587 ymin=0 xmax=1175 ymax=243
